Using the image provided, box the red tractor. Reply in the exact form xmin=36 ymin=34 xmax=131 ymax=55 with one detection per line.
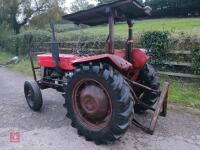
xmin=24 ymin=0 xmax=169 ymax=145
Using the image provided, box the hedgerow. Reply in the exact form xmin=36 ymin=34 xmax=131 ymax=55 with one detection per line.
xmin=1 ymin=29 xmax=200 ymax=76
xmin=192 ymin=45 xmax=200 ymax=74
xmin=140 ymin=31 xmax=170 ymax=65
xmin=1 ymin=30 xmax=51 ymax=56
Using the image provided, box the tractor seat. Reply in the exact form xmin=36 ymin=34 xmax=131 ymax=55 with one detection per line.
xmin=37 ymin=53 xmax=79 ymax=70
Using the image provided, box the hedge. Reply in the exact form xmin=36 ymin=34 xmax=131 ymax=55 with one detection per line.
xmin=192 ymin=45 xmax=200 ymax=74
xmin=1 ymin=29 xmax=200 ymax=75
xmin=140 ymin=31 xmax=170 ymax=65
xmin=1 ymin=30 xmax=51 ymax=56
xmin=1 ymin=30 xmax=131 ymax=56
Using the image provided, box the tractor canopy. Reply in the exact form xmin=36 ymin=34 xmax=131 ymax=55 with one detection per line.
xmin=62 ymin=0 xmax=152 ymax=26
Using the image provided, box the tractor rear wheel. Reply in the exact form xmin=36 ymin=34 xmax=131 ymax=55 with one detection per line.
xmin=134 ymin=64 xmax=160 ymax=112
xmin=24 ymin=81 xmax=43 ymax=111
xmin=65 ymin=63 xmax=134 ymax=144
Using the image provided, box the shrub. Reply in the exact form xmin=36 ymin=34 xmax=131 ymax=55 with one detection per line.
xmin=192 ymin=45 xmax=200 ymax=75
xmin=2 ymin=30 xmax=51 ymax=56
xmin=140 ymin=31 xmax=170 ymax=65
xmin=57 ymin=31 xmax=129 ymax=50
xmin=0 ymin=23 xmax=11 ymax=51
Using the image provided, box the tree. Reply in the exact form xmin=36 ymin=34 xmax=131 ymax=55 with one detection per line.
xmin=70 ymin=0 xmax=95 ymax=13
xmin=1 ymin=0 xmax=64 ymax=34
xmin=97 ymin=0 xmax=144 ymax=5
xmin=30 ymin=2 xmax=64 ymax=28
xmin=145 ymin=0 xmax=200 ymax=17
xmin=0 ymin=2 xmax=6 ymax=24
xmin=97 ymin=0 xmax=114 ymax=5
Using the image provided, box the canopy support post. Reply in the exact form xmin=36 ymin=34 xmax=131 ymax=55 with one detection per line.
xmin=108 ymin=10 xmax=114 ymax=54
xmin=126 ymin=19 xmax=134 ymax=62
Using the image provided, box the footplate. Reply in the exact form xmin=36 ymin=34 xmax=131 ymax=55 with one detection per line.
xmin=132 ymin=82 xmax=169 ymax=135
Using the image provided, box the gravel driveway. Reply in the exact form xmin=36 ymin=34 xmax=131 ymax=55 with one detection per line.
xmin=0 ymin=67 xmax=200 ymax=150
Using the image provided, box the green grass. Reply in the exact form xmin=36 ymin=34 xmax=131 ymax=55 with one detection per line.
xmin=59 ymin=18 xmax=200 ymax=37
xmin=170 ymin=80 xmax=200 ymax=109
xmin=168 ymin=79 xmax=200 ymax=109
xmin=9 ymin=59 xmax=33 ymax=76
xmin=0 ymin=52 xmax=13 ymax=65
xmin=0 ymin=52 xmax=32 ymax=76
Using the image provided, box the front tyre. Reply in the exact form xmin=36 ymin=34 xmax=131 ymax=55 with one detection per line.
xmin=24 ymin=81 xmax=43 ymax=111
xmin=65 ymin=63 xmax=134 ymax=144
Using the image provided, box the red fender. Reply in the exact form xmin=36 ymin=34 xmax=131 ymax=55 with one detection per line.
xmin=132 ymin=48 xmax=150 ymax=69
xmin=114 ymin=48 xmax=150 ymax=80
xmin=72 ymin=54 xmax=132 ymax=73
xmin=114 ymin=48 xmax=150 ymax=69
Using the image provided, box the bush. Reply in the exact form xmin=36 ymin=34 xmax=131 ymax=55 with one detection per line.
xmin=0 ymin=23 xmax=11 ymax=51
xmin=57 ymin=31 xmax=129 ymax=50
xmin=140 ymin=31 xmax=170 ymax=65
xmin=2 ymin=30 xmax=51 ymax=56
xmin=192 ymin=45 xmax=200 ymax=75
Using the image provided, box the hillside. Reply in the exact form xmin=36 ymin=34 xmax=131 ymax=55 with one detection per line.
xmin=58 ymin=18 xmax=200 ymax=38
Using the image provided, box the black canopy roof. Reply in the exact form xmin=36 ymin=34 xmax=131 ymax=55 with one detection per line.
xmin=62 ymin=0 xmax=152 ymax=26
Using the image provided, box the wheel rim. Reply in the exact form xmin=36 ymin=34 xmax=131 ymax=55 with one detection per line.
xmin=72 ymin=79 xmax=112 ymax=130
xmin=25 ymin=87 xmax=34 ymax=107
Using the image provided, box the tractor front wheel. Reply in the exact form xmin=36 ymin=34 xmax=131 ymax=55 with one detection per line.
xmin=24 ymin=81 xmax=43 ymax=111
xmin=65 ymin=63 xmax=134 ymax=144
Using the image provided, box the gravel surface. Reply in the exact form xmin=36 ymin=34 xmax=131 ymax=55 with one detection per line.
xmin=0 ymin=67 xmax=200 ymax=150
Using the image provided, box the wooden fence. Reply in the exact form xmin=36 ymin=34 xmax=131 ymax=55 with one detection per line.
xmin=158 ymin=50 xmax=200 ymax=79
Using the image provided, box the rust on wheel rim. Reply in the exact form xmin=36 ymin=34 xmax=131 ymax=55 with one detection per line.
xmin=72 ymin=79 xmax=112 ymax=130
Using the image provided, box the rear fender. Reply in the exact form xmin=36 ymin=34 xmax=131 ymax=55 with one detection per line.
xmin=132 ymin=48 xmax=150 ymax=69
xmin=72 ymin=54 xmax=132 ymax=73
xmin=114 ymin=48 xmax=150 ymax=69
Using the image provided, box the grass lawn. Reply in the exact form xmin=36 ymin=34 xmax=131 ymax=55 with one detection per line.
xmin=0 ymin=52 xmax=32 ymax=76
xmin=162 ymin=77 xmax=200 ymax=109
xmin=1 ymin=51 xmax=200 ymax=109
xmin=0 ymin=52 xmax=13 ymax=65
xmin=9 ymin=59 xmax=33 ymax=76
xmin=59 ymin=18 xmax=200 ymax=37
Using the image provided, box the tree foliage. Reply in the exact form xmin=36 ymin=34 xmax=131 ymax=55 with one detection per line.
xmin=30 ymin=2 xmax=64 ymax=28
xmin=97 ymin=0 xmax=143 ymax=5
xmin=145 ymin=0 xmax=200 ymax=17
xmin=70 ymin=0 xmax=95 ymax=12
xmin=0 ymin=0 xmax=64 ymax=34
xmin=97 ymin=0 xmax=114 ymax=5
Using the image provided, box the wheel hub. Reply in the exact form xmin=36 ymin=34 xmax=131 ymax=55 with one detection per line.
xmin=80 ymin=85 xmax=109 ymax=119
xmin=72 ymin=79 xmax=112 ymax=130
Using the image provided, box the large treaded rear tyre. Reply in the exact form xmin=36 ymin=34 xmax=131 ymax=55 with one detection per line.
xmin=134 ymin=64 xmax=160 ymax=112
xmin=65 ymin=63 xmax=134 ymax=144
xmin=24 ymin=81 xmax=43 ymax=111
